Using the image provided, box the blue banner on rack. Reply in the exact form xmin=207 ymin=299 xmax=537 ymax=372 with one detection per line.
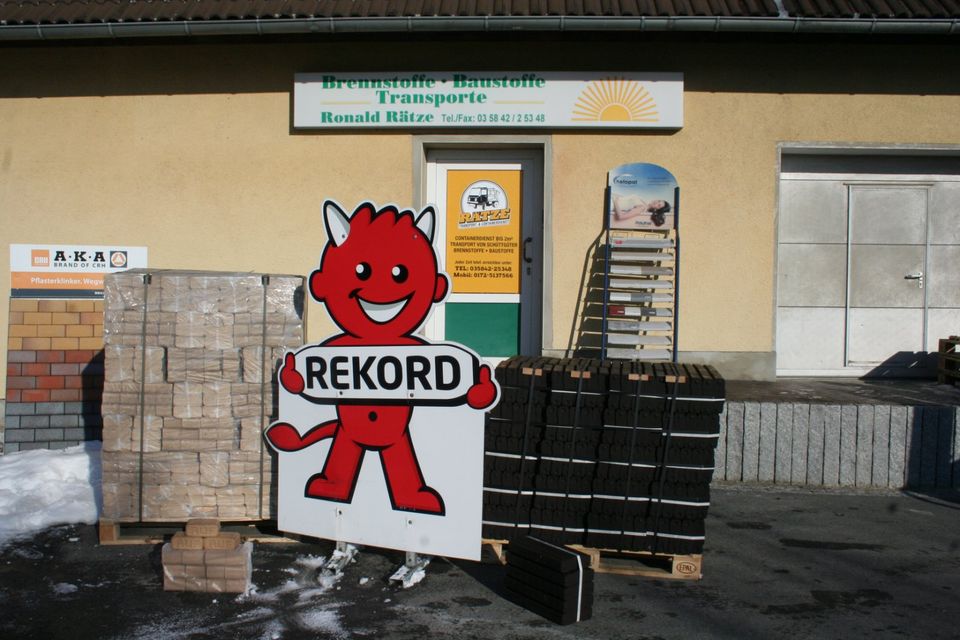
xmin=607 ymin=163 xmax=678 ymax=231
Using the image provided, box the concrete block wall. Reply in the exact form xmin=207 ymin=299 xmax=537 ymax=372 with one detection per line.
xmin=4 ymin=299 xmax=104 ymax=452
xmin=714 ymin=401 xmax=960 ymax=490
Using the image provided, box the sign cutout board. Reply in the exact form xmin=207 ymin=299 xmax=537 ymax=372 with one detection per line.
xmin=265 ymin=201 xmax=500 ymax=561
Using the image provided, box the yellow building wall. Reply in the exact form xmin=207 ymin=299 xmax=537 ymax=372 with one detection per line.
xmin=551 ymin=91 xmax=960 ymax=356
xmin=2 ymin=39 xmax=959 ymax=392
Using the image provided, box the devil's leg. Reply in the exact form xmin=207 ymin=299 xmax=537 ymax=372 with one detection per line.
xmin=305 ymin=433 xmax=364 ymax=502
xmin=380 ymin=431 xmax=445 ymax=515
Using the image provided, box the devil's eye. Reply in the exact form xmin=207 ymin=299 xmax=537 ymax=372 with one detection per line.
xmin=355 ymin=263 xmax=371 ymax=280
xmin=391 ymin=265 xmax=408 ymax=283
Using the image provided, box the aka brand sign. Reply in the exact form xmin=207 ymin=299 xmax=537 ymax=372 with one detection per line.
xmin=51 ymin=249 xmax=111 ymax=268
xmin=27 ymin=247 xmax=135 ymax=271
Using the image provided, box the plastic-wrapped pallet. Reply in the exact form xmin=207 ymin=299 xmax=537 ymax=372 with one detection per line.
xmin=100 ymin=269 xmax=305 ymax=522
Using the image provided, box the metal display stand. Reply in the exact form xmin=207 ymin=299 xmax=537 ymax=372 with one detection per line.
xmin=600 ymin=165 xmax=680 ymax=362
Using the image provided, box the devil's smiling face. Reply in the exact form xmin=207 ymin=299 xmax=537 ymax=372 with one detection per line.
xmin=309 ymin=201 xmax=449 ymax=341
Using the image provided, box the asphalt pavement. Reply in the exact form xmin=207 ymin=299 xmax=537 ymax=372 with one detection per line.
xmin=1 ymin=485 xmax=958 ymax=640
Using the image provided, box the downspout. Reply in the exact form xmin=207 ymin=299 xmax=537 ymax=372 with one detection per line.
xmin=0 ymin=16 xmax=958 ymax=42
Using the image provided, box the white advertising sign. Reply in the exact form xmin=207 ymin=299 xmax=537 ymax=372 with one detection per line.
xmin=294 ymin=72 xmax=683 ymax=129
xmin=265 ymin=200 xmax=500 ymax=561
xmin=9 ymin=243 xmax=148 ymax=297
xmin=276 ymin=375 xmax=487 ymax=560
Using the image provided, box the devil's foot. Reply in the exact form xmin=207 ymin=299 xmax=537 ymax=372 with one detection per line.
xmin=304 ymin=474 xmax=354 ymax=502
xmin=394 ymin=486 xmax=445 ymax=515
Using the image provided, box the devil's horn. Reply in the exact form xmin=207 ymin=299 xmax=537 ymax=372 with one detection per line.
xmin=323 ymin=200 xmax=351 ymax=247
xmin=414 ymin=206 xmax=436 ymax=243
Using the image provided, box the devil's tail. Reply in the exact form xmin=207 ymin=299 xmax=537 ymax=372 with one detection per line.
xmin=264 ymin=421 xmax=338 ymax=452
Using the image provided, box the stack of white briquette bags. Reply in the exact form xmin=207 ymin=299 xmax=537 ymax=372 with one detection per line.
xmin=100 ymin=269 xmax=305 ymax=523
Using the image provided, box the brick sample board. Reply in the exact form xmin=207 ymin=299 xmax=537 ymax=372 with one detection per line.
xmin=100 ymin=270 xmax=304 ymax=522
xmin=4 ymin=299 xmax=105 ymax=452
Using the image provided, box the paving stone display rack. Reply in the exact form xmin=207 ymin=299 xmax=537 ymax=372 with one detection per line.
xmin=599 ymin=195 xmax=680 ymax=362
xmin=482 ymin=356 xmax=724 ymax=561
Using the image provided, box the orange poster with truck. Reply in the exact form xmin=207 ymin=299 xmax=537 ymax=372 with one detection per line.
xmin=444 ymin=169 xmax=522 ymax=294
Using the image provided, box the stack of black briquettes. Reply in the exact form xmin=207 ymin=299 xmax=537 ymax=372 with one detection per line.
xmin=483 ymin=356 xmax=725 ymax=556
xmin=504 ymin=535 xmax=594 ymax=625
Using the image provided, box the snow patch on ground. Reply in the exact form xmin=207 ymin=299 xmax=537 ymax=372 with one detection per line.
xmin=294 ymin=554 xmax=328 ymax=569
xmin=402 ymin=566 xmax=427 ymax=588
xmin=240 ymin=579 xmax=303 ymax=603
xmin=298 ymin=607 xmax=349 ymax=638
xmin=121 ymin=613 xmax=211 ymax=640
xmin=0 ymin=443 xmax=101 ymax=550
xmin=318 ymin=572 xmax=343 ymax=590
xmin=259 ymin=619 xmax=285 ymax=640
xmin=52 ymin=582 xmax=79 ymax=595
xmin=0 ymin=446 xmax=359 ymax=639
xmin=238 ymin=606 xmax=276 ymax=620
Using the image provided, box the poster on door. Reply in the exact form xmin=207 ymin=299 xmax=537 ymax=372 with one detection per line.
xmin=445 ymin=170 xmax=522 ymax=294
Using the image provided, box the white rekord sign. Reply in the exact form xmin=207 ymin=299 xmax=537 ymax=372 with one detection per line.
xmin=294 ymin=72 xmax=683 ymax=129
xmin=265 ymin=200 xmax=500 ymax=561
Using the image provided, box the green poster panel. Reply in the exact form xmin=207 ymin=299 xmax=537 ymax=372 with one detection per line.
xmin=444 ymin=303 xmax=520 ymax=357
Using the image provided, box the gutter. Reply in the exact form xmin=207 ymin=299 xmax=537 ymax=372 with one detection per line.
xmin=1 ymin=16 xmax=959 ymax=42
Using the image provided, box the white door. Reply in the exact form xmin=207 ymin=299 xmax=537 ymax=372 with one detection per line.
xmin=425 ymin=150 xmax=544 ymax=360
xmin=777 ymin=157 xmax=960 ymax=376
xmin=846 ymin=186 xmax=928 ymax=369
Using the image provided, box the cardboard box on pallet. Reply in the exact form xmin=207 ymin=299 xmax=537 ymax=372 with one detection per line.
xmin=100 ymin=270 xmax=302 ymax=523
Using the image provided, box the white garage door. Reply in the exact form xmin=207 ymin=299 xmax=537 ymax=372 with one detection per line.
xmin=776 ymin=153 xmax=960 ymax=377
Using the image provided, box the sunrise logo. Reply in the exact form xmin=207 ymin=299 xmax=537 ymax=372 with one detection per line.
xmin=571 ymin=78 xmax=659 ymax=123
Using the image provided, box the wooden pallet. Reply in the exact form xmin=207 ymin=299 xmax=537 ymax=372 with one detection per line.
xmin=567 ymin=545 xmax=702 ymax=580
xmin=482 ymin=538 xmax=702 ymax=580
xmin=98 ymin=519 xmax=300 ymax=545
xmin=937 ymin=336 xmax=960 ymax=386
xmin=482 ymin=538 xmax=510 ymax=565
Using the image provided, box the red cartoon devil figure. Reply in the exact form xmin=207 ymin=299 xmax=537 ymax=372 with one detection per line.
xmin=265 ymin=201 xmax=499 ymax=516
